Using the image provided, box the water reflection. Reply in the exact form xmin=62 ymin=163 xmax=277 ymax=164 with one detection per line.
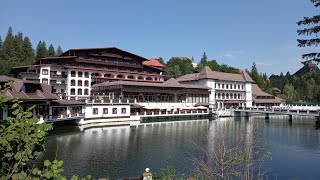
xmin=41 ymin=117 xmax=320 ymax=179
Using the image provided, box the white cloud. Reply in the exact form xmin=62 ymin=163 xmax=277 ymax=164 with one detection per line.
xmin=223 ymin=50 xmax=244 ymax=59
xmin=224 ymin=53 xmax=234 ymax=59
xmin=256 ymin=62 xmax=272 ymax=66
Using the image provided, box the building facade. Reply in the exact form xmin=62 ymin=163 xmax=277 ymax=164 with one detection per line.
xmin=176 ymin=66 xmax=255 ymax=108
xmin=12 ymin=47 xmax=166 ymax=100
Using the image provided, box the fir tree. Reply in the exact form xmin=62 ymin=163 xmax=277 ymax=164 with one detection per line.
xmin=48 ymin=44 xmax=56 ymax=57
xmin=0 ymin=27 xmax=18 ymax=75
xmin=56 ymin=45 xmax=63 ymax=56
xmin=14 ymin=31 xmax=24 ymax=62
xmin=0 ymin=36 xmax=3 ymax=50
xmin=297 ymin=0 xmax=320 ymax=63
xmin=22 ymin=36 xmax=35 ymax=64
xmin=36 ymin=41 xmax=47 ymax=59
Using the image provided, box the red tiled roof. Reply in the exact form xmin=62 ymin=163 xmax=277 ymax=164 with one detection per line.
xmin=143 ymin=59 xmax=165 ymax=68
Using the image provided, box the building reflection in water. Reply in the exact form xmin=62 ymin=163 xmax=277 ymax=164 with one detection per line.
xmin=41 ymin=116 xmax=320 ymax=179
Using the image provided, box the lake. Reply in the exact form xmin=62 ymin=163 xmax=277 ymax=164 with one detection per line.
xmin=39 ymin=116 xmax=320 ymax=179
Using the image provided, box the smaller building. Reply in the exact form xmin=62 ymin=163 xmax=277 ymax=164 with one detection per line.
xmin=251 ymin=84 xmax=283 ymax=107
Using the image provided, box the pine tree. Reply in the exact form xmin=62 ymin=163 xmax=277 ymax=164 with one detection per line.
xmin=251 ymin=62 xmax=258 ymax=78
xmin=36 ymin=41 xmax=47 ymax=59
xmin=22 ymin=36 xmax=35 ymax=64
xmin=14 ymin=31 xmax=24 ymax=62
xmin=0 ymin=27 xmax=18 ymax=75
xmin=297 ymin=0 xmax=320 ymax=63
xmin=0 ymin=36 xmax=3 ymax=50
xmin=56 ymin=45 xmax=63 ymax=56
xmin=48 ymin=44 xmax=56 ymax=57
xmin=200 ymin=52 xmax=208 ymax=66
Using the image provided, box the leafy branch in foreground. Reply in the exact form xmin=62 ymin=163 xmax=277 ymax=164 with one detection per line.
xmin=0 ymin=83 xmax=90 ymax=180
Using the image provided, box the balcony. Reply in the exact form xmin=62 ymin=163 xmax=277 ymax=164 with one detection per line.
xmin=19 ymin=72 xmax=39 ymax=77
xmin=50 ymin=74 xmax=67 ymax=78
xmin=51 ymin=83 xmax=67 ymax=87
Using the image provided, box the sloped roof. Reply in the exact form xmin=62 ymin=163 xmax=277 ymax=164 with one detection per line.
xmin=92 ymin=79 xmax=210 ymax=90
xmin=251 ymin=84 xmax=284 ymax=104
xmin=143 ymin=59 xmax=165 ymax=68
xmin=62 ymin=47 xmax=149 ymax=61
xmin=0 ymin=76 xmax=58 ymax=101
xmin=176 ymin=66 xmax=254 ymax=83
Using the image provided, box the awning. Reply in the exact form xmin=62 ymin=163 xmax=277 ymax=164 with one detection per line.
xmin=130 ymin=104 xmax=144 ymax=108
xmin=52 ymin=100 xmax=86 ymax=106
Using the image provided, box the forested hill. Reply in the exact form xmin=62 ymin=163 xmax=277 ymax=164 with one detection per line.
xmin=269 ymin=67 xmax=320 ymax=103
xmin=0 ymin=27 xmax=63 ymax=76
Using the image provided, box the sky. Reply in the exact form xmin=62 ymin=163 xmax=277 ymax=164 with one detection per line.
xmin=1 ymin=0 xmax=318 ymax=76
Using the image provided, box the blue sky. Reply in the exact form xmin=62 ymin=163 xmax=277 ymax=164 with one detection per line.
xmin=1 ymin=0 xmax=318 ymax=75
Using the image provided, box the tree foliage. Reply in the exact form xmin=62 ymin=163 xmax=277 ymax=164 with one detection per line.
xmin=48 ymin=44 xmax=56 ymax=57
xmin=248 ymin=62 xmax=273 ymax=93
xmin=165 ymin=57 xmax=194 ymax=78
xmin=269 ymin=70 xmax=320 ymax=103
xmin=36 ymin=41 xmax=47 ymax=59
xmin=0 ymin=27 xmax=62 ymax=76
xmin=56 ymin=45 xmax=63 ymax=56
xmin=297 ymin=0 xmax=320 ymax=62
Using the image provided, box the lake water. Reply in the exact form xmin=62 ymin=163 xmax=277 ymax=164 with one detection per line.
xmin=40 ymin=116 xmax=320 ymax=179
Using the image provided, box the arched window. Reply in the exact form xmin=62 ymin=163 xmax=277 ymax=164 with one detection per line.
xmin=84 ymin=89 xmax=89 ymax=95
xmin=222 ymin=84 xmax=225 ymax=89
xmin=218 ymin=93 xmax=221 ymax=99
xmin=91 ymin=73 xmax=101 ymax=77
xmin=146 ymin=77 xmax=153 ymax=80
xmin=238 ymin=94 xmax=241 ymax=99
xmin=234 ymin=94 xmax=237 ymax=99
xmin=78 ymin=88 xmax=82 ymax=95
xmin=84 ymin=80 xmax=89 ymax=86
xmin=154 ymin=77 xmax=158 ymax=81
xmin=117 ymin=74 xmax=124 ymax=78
xmin=138 ymin=76 xmax=144 ymax=80
xmin=222 ymin=93 xmax=225 ymax=99
xmin=70 ymin=88 xmax=75 ymax=95
xmin=71 ymin=80 xmax=76 ymax=86
xmin=230 ymin=93 xmax=233 ymax=99
xmin=104 ymin=74 xmax=114 ymax=78
xmin=78 ymin=80 xmax=82 ymax=86
xmin=226 ymin=84 xmax=229 ymax=89
xmin=127 ymin=75 xmax=134 ymax=79
xmin=226 ymin=93 xmax=229 ymax=99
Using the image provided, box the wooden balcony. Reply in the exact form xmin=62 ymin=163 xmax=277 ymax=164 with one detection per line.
xmin=50 ymin=74 xmax=67 ymax=78
xmin=19 ymin=72 xmax=39 ymax=77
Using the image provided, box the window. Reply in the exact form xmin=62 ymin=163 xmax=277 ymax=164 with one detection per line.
xmin=70 ymin=88 xmax=75 ymax=95
xmin=61 ymin=80 xmax=65 ymax=84
xmin=222 ymin=84 xmax=224 ymax=89
xmin=78 ymin=80 xmax=82 ymax=86
xmin=226 ymin=84 xmax=228 ymax=89
xmin=71 ymin=80 xmax=76 ymax=86
xmin=52 ymin=89 xmax=57 ymax=93
xmin=84 ymin=80 xmax=89 ymax=86
xmin=78 ymin=88 xmax=82 ymax=95
xmin=42 ymin=78 xmax=48 ymax=84
xmin=103 ymin=108 xmax=108 ymax=114
xmin=78 ymin=72 xmax=83 ymax=77
xmin=222 ymin=93 xmax=225 ymax=99
xmin=42 ymin=69 xmax=48 ymax=75
xmin=234 ymin=94 xmax=237 ymax=99
xmin=93 ymin=108 xmax=98 ymax=115
xmin=238 ymin=85 xmax=240 ymax=89
xmin=234 ymin=84 xmax=236 ymax=89
xmin=242 ymin=85 xmax=244 ymax=89
xmin=61 ymin=89 xmax=65 ymax=93
xmin=84 ymin=89 xmax=89 ymax=95
xmin=112 ymin=108 xmax=117 ymax=114
xmin=71 ymin=71 xmax=76 ymax=77
xmin=85 ymin=72 xmax=89 ymax=78
xmin=218 ymin=84 xmax=220 ymax=88
xmin=121 ymin=108 xmax=126 ymax=114
xmin=238 ymin=94 xmax=241 ymax=99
